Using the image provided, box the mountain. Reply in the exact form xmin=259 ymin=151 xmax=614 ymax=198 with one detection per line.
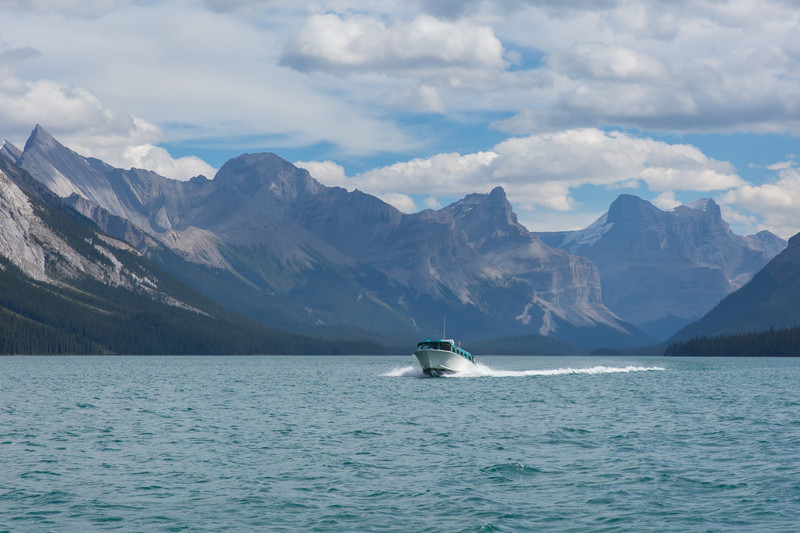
xmin=12 ymin=127 xmax=420 ymax=339
xmin=668 ymin=232 xmax=800 ymax=343
xmin=0 ymin=139 xmax=22 ymax=164
xmin=8 ymin=125 xmax=651 ymax=350
xmin=0 ymin=151 xmax=385 ymax=354
xmin=297 ymin=185 xmax=646 ymax=348
xmin=539 ymin=194 xmax=786 ymax=339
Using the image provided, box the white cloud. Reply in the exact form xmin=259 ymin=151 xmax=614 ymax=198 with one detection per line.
xmin=305 ymin=128 xmax=743 ymax=213
xmin=0 ymin=73 xmax=215 ymax=180
xmin=549 ymin=43 xmax=671 ymax=81
xmin=719 ymin=205 xmax=758 ymax=228
xmin=120 ymin=144 xmax=216 ymax=180
xmin=379 ymin=193 xmax=418 ymax=213
xmin=768 ymin=160 xmax=795 ymax=171
xmin=652 ymin=191 xmax=681 ymax=210
xmin=720 ymin=164 xmax=800 ymax=236
xmin=281 ymin=13 xmax=506 ymax=73
xmin=1 ymin=0 xmax=800 ymax=236
xmin=346 ymin=151 xmax=500 ymax=196
xmin=490 ymin=129 xmax=742 ymax=192
xmin=294 ymin=159 xmax=348 ymax=187
xmin=4 ymin=0 xmax=800 ymax=163
xmin=424 ymin=196 xmax=442 ymax=209
xmin=0 ymin=2 xmax=417 ymax=157
xmin=487 ymin=0 xmax=800 ymax=135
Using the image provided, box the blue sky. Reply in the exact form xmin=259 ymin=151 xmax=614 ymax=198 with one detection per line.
xmin=1 ymin=0 xmax=800 ymax=236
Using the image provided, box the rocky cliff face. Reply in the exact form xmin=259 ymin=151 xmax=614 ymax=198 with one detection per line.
xmin=0 ymin=154 xmax=208 ymax=314
xmin=8 ymin=125 xmax=649 ymax=348
xmin=297 ymin=184 xmax=629 ymax=340
xmin=539 ymin=194 xmax=786 ymax=339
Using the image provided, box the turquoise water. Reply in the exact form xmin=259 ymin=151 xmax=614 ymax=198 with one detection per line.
xmin=2 ymin=355 xmax=800 ymax=531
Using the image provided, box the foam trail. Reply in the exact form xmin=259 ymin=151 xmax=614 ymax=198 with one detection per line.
xmin=381 ymin=362 xmax=664 ymax=378
xmin=447 ymin=362 xmax=665 ymax=378
xmin=380 ymin=365 xmax=425 ymax=378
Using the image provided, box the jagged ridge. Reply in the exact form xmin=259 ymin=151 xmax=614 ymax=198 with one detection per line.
xmin=7 ymin=125 xmax=653 ymax=349
xmin=539 ymin=194 xmax=786 ymax=339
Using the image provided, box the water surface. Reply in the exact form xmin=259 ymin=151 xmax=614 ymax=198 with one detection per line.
xmin=2 ymin=356 xmax=799 ymax=531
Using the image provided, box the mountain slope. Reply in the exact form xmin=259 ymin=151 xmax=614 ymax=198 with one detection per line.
xmin=14 ymin=129 xmax=422 ymax=340
xmin=11 ymin=125 xmax=651 ymax=349
xmin=0 ymin=155 xmax=387 ymax=354
xmin=539 ymin=194 xmax=786 ymax=339
xmin=669 ymin=232 xmax=800 ymax=343
xmin=297 ymin=185 xmax=648 ymax=348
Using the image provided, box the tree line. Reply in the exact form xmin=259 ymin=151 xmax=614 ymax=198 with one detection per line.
xmin=664 ymin=326 xmax=800 ymax=357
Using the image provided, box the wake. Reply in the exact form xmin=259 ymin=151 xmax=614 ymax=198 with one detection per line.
xmin=380 ymin=362 xmax=665 ymax=378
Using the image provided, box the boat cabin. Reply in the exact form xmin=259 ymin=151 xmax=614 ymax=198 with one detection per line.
xmin=416 ymin=339 xmax=475 ymax=362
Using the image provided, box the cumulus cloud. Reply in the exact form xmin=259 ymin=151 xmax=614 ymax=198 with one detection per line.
xmin=549 ymin=43 xmax=671 ymax=81
xmin=652 ymin=191 xmax=682 ymax=210
xmin=294 ymin=159 xmax=348 ymax=187
xmin=490 ymin=129 xmax=742 ymax=192
xmin=487 ymin=1 xmax=800 ymax=135
xmin=120 ymin=144 xmax=216 ymax=180
xmin=3 ymin=0 xmax=800 ymax=235
xmin=345 ymin=151 xmax=499 ymax=197
xmin=720 ymin=163 xmax=800 ymax=237
xmin=424 ymin=196 xmax=442 ymax=209
xmin=303 ymin=128 xmax=743 ymax=212
xmin=281 ymin=13 xmax=506 ymax=73
xmin=379 ymin=193 xmax=418 ymax=213
xmin=5 ymin=0 xmax=800 ymax=159
xmin=0 ymin=73 xmax=215 ymax=180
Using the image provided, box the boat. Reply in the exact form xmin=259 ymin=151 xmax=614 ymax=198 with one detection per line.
xmin=413 ymin=338 xmax=476 ymax=376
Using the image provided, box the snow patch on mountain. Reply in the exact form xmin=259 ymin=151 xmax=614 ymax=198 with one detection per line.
xmin=558 ymin=213 xmax=613 ymax=251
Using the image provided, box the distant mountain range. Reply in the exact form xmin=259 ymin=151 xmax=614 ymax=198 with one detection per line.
xmin=668 ymin=232 xmax=800 ymax=343
xmin=540 ymin=195 xmax=785 ymax=338
xmin=0 ymin=125 xmax=792 ymax=353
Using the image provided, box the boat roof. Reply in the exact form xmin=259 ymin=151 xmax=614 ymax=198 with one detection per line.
xmin=417 ymin=338 xmax=471 ymax=354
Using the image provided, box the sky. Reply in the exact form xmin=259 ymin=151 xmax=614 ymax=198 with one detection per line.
xmin=1 ymin=0 xmax=800 ymax=237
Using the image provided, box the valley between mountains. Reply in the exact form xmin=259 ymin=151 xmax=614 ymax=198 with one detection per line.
xmin=0 ymin=125 xmax=791 ymax=354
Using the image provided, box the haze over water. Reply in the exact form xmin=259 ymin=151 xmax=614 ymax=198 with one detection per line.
xmin=2 ymin=355 xmax=799 ymax=531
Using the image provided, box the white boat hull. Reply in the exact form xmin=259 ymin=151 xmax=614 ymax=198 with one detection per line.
xmin=414 ymin=349 xmax=475 ymax=376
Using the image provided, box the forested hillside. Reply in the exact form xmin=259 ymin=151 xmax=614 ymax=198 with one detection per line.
xmin=664 ymin=327 xmax=800 ymax=357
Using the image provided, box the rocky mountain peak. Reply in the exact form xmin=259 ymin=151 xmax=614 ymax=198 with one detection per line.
xmin=24 ymin=124 xmax=59 ymax=152
xmin=683 ymin=197 xmax=720 ymax=214
xmin=448 ymin=186 xmax=515 ymax=223
xmin=445 ymin=186 xmax=534 ymax=252
xmin=606 ymin=194 xmax=662 ymax=225
xmin=214 ymin=152 xmax=323 ymax=207
xmin=538 ymin=192 xmax=787 ymax=339
xmin=0 ymin=140 xmax=23 ymax=164
xmin=673 ymin=198 xmax=724 ymax=226
xmin=16 ymin=125 xmax=92 ymax=199
xmin=488 ymin=185 xmax=507 ymax=200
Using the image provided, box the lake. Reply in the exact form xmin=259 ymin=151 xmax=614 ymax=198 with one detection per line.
xmin=2 ymin=355 xmax=799 ymax=531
